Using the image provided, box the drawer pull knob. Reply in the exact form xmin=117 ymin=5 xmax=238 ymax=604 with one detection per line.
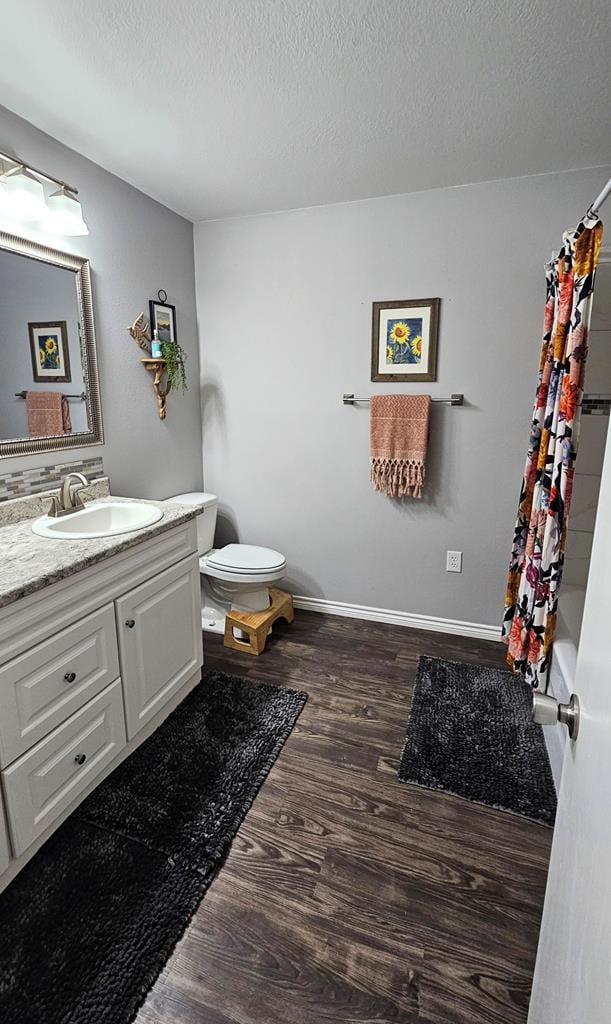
xmin=64 ymin=671 xmax=77 ymax=683
xmin=125 ymin=619 xmax=135 ymax=629
xmin=74 ymin=753 xmax=86 ymax=766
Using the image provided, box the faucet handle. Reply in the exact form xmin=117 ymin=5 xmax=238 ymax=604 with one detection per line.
xmin=70 ymin=482 xmax=87 ymax=511
xmin=48 ymin=495 xmax=62 ymax=518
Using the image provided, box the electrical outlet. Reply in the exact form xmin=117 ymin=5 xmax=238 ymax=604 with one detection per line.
xmin=446 ymin=550 xmax=463 ymax=573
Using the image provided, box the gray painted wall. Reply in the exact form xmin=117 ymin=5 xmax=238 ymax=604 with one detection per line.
xmin=0 ymin=104 xmax=202 ymax=500
xmin=194 ymin=165 xmax=611 ymax=627
xmin=0 ymin=250 xmax=86 ymax=438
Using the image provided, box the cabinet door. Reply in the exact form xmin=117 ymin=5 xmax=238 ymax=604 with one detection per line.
xmin=0 ymin=791 xmax=10 ymax=875
xmin=117 ymin=554 xmax=203 ymax=739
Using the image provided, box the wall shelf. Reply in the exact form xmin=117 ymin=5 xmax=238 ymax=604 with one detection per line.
xmin=141 ymin=358 xmax=169 ymax=420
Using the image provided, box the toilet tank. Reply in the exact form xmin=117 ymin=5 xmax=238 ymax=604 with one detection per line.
xmin=168 ymin=492 xmax=218 ymax=555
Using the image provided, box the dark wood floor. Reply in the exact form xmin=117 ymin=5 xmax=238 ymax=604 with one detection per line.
xmin=137 ymin=611 xmax=552 ymax=1024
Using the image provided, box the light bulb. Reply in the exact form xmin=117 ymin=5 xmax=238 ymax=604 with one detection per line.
xmin=45 ymin=187 xmax=89 ymax=236
xmin=2 ymin=166 xmax=48 ymax=221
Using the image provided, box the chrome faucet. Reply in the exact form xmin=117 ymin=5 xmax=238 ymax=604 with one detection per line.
xmin=49 ymin=472 xmax=90 ymax=518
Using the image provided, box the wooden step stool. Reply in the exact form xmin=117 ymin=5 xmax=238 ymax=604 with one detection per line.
xmin=223 ymin=588 xmax=294 ymax=655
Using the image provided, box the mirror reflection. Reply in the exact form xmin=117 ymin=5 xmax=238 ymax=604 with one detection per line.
xmin=0 ymin=232 xmax=102 ymax=457
xmin=0 ymin=250 xmax=87 ymax=441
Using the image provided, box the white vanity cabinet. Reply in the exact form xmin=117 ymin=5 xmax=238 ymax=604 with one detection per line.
xmin=117 ymin=556 xmax=202 ymax=739
xmin=0 ymin=793 xmax=9 ymax=876
xmin=0 ymin=518 xmax=203 ymax=889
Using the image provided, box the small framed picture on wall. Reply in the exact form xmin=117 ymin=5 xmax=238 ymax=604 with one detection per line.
xmin=149 ymin=297 xmax=177 ymax=345
xmin=28 ymin=321 xmax=72 ymax=383
xmin=371 ymin=297 xmax=440 ymax=382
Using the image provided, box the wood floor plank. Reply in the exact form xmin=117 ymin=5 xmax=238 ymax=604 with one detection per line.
xmin=139 ymin=611 xmax=551 ymax=1024
xmin=252 ymin=785 xmax=549 ymax=916
xmin=218 ymin=815 xmax=324 ymax=899
xmin=315 ymin=845 xmax=541 ymax=963
xmin=419 ymin=939 xmax=534 ymax=1024
xmin=267 ymin=745 xmax=550 ymax=874
xmin=210 ymin=854 xmax=536 ymax=1024
xmin=166 ymin=888 xmax=423 ymax=1024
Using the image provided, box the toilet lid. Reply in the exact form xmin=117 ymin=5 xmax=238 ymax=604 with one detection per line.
xmin=206 ymin=544 xmax=286 ymax=574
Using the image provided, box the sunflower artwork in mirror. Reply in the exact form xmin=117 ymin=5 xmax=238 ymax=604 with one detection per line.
xmin=0 ymin=231 xmax=103 ymax=458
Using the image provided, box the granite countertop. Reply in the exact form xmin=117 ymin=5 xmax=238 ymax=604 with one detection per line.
xmin=0 ymin=495 xmax=203 ymax=610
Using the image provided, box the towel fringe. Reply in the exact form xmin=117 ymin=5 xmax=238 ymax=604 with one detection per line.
xmin=370 ymin=457 xmax=425 ymax=498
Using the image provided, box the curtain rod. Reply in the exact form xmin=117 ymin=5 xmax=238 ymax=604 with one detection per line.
xmin=587 ymin=178 xmax=611 ymax=219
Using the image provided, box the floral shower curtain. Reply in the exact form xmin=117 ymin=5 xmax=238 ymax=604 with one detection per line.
xmin=502 ymin=213 xmax=603 ymax=689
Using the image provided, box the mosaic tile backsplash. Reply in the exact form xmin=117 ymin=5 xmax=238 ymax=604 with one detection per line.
xmin=582 ymin=394 xmax=611 ymax=416
xmin=0 ymin=457 xmax=105 ymax=501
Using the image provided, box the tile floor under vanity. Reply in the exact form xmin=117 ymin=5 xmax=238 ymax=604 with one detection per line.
xmin=137 ymin=612 xmax=552 ymax=1024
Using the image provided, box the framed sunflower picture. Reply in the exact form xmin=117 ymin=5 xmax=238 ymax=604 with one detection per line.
xmin=371 ymin=298 xmax=440 ymax=382
xmin=28 ymin=321 xmax=72 ymax=383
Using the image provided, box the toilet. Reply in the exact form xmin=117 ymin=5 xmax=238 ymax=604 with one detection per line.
xmin=169 ymin=492 xmax=287 ymax=633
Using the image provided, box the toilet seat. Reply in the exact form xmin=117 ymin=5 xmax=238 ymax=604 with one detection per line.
xmin=200 ymin=544 xmax=286 ymax=585
xmin=207 ymin=543 xmax=285 ymax=574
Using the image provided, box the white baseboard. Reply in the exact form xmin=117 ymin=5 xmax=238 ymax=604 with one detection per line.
xmin=292 ymin=595 xmax=501 ymax=643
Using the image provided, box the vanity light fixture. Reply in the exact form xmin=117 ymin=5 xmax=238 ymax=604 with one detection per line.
xmin=45 ymin=187 xmax=89 ymax=236
xmin=2 ymin=165 xmax=48 ymax=221
xmin=0 ymin=151 xmax=89 ymax=236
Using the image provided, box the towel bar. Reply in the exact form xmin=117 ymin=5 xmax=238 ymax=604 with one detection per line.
xmin=343 ymin=393 xmax=464 ymax=406
xmin=15 ymin=391 xmax=87 ymax=401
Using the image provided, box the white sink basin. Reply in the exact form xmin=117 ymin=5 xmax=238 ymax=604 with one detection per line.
xmin=32 ymin=501 xmax=164 ymax=540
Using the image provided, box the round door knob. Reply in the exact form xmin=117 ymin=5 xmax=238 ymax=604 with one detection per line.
xmin=125 ymin=619 xmax=135 ymax=629
xmin=64 ymin=671 xmax=77 ymax=683
xmin=74 ymin=753 xmax=86 ymax=766
xmin=533 ymin=691 xmax=580 ymax=740
xmin=532 ymin=692 xmax=559 ymax=726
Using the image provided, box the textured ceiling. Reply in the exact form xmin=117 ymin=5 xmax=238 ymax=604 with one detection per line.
xmin=1 ymin=0 xmax=610 ymax=221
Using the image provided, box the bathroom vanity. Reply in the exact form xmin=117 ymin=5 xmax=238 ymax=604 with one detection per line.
xmin=0 ymin=497 xmax=203 ymax=892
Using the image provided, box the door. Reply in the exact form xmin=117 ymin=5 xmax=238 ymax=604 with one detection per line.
xmin=528 ymin=422 xmax=611 ymax=1022
xmin=117 ymin=554 xmax=203 ymax=739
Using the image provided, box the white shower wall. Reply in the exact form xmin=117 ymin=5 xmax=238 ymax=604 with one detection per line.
xmin=548 ymin=263 xmax=611 ymax=790
xmin=564 ymin=264 xmax=611 ymax=588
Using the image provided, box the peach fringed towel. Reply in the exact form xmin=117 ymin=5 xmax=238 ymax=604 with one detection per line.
xmin=370 ymin=394 xmax=431 ymax=498
xmin=25 ymin=391 xmax=72 ymax=437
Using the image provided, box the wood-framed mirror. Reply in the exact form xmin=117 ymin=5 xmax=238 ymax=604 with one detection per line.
xmin=0 ymin=230 xmax=103 ymax=458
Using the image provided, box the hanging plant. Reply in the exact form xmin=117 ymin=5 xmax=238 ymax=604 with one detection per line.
xmin=160 ymin=339 xmax=188 ymax=393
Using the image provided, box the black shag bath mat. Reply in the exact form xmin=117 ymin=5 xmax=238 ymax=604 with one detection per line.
xmin=0 ymin=670 xmax=307 ymax=1024
xmin=398 ymin=656 xmax=556 ymax=826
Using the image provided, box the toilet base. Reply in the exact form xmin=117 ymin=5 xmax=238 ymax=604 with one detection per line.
xmin=200 ymin=574 xmax=282 ymax=635
xmin=231 ymin=587 xmax=272 ymax=613
xmin=201 ymin=603 xmax=225 ymax=634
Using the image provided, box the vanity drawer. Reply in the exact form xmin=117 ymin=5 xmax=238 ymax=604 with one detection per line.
xmin=2 ymin=679 xmax=126 ymax=856
xmin=0 ymin=603 xmax=119 ymax=767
